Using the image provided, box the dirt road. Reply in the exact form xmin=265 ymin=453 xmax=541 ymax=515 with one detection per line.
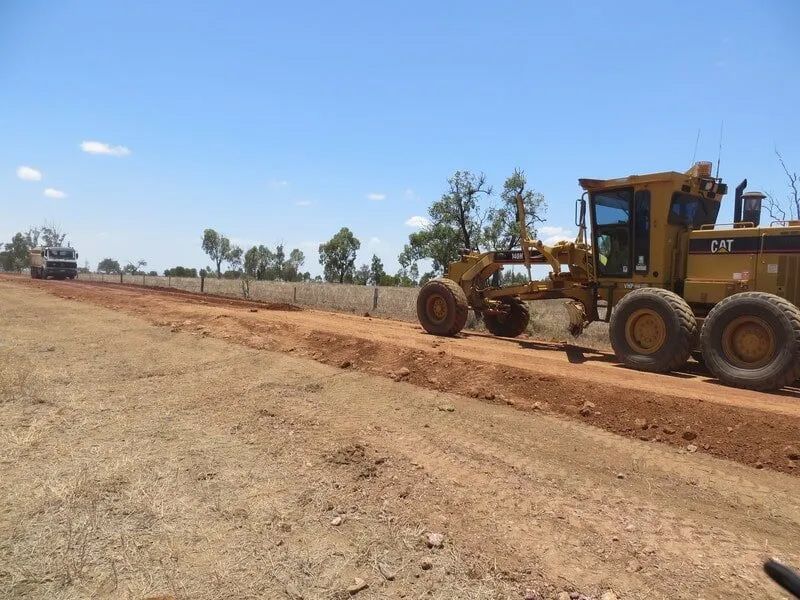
xmin=1 ymin=280 xmax=800 ymax=599
xmin=5 ymin=275 xmax=800 ymax=474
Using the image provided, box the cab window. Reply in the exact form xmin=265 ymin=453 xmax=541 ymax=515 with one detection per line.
xmin=668 ymin=193 xmax=720 ymax=229
xmin=593 ymin=188 xmax=632 ymax=277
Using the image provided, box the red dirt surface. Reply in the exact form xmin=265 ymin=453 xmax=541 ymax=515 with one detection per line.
xmin=5 ymin=275 xmax=800 ymax=475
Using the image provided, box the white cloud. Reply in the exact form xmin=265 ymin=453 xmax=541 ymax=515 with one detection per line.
xmin=80 ymin=140 xmax=131 ymax=156
xmin=539 ymin=225 xmax=574 ymax=245
xmin=405 ymin=215 xmax=431 ymax=229
xmin=366 ymin=192 xmax=386 ymax=201
xmin=368 ymin=236 xmax=381 ymax=246
xmin=295 ymin=200 xmax=312 ymax=206
xmin=17 ymin=165 xmax=42 ymax=181
xmin=44 ymin=187 xmax=67 ymax=199
xmin=269 ymin=179 xmax=290 ymax=188
xmin=404 ymin=188 xmax=416 ymax=200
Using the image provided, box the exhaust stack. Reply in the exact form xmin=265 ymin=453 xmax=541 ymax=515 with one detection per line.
xmin=733 ymin=179 xmax=747 ymax=224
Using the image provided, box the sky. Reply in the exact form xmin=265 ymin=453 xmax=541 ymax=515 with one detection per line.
xmin=1 ymin=0 xmax=799 ymax=276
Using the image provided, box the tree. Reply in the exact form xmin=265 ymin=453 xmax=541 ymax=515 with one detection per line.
xmin=484 ymin=169 xmax=546 ymax=250
xmin=164 ymin=266 xmax=198 ymax=277
xmin=403 ymin=170 xmax=492 ymax=274
xmin=273 ymin=244 xmax=286 ymax=278
xmin=319 ymin=227 xmax=361 ymax=283
xmin=402 ymin=223 xmax=462 ymax=275
xmin=0 ymin=233 xmax=31 ymax=271
xmin=433 ymin=171 xmax=492 ymax=250
xmin=369 ymin=254 xmax=385 ymax=286
xmin=202 ymin=229 xmax=241 ymax=278
xmin=283 ymin=248 xmax=305 ymax=281
xmin=40 ymin=223 xmax=68 ymax=247
xmin=765 ymin=149 xmax=799 ymax=221
xmin=23 ymin=222 xmax=68 ymax=248
xmin=25 ymin=227 xmax=41 ymax=248
xmin=97 ymin=258 xmax=121 ymax=274
xmin=123 ymin=259 xmax=147 ymax=275
xmin=354 ymin=264 xmax=371 ymax=285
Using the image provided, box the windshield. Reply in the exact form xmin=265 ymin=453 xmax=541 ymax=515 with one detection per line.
xmin=47 ymin=249 xmax=75 ymax=259
xmin=668 ymin=193 xmax=720 ymax=228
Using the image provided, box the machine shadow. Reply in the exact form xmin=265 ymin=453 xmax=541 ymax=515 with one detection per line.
xmin=458 ymin=331 xmax=800 ymax=395
xmin=461 ymin=331 xmax=616 ymax=365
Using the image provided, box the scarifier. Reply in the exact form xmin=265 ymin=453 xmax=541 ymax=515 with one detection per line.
xmin=416 ymin=161 xmax=800 ymax=391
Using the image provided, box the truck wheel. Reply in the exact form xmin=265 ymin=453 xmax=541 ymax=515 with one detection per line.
xmin=610 ymin=288 xmax=697 ymax=373
xmin=417 ymin=278 xmax=469 ymax=336
xmin=484 ymin=298 xmax=530 ymax=338
xmin=700 ymin=292 xmax=800 ymax=391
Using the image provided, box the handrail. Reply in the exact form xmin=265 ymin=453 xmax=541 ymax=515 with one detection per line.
xmin=699 ymin=222 xmax=756 ymax=230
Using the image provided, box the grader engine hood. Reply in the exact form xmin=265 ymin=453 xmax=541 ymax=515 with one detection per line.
xmin=685 ymin=226 xmax=800 ymax=306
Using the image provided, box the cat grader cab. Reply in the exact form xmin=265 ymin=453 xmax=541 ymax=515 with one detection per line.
xmin=416 ymin=161 xmax=800 ymax=391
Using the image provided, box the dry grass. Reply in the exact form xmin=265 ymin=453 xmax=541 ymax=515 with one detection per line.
xmin=78 ymin=274 xmax=611 ymax=348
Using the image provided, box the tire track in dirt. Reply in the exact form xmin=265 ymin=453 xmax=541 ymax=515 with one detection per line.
xmin=4 ymin=275 xmax=800 ymax=475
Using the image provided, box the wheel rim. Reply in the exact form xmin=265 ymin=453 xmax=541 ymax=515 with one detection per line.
xmin=624 ymin=308 xmax=667 ymax=355
xmin=721 ymin=315 xmax=776 ymax=369
xmin=426 ymin=294 xmax=448 ymax=324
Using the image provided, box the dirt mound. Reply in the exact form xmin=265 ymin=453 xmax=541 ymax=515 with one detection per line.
xmin=3 ymin=274 xmax=800 ymax=475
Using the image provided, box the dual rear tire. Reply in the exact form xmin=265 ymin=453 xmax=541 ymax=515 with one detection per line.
xmin=611 ymin=288 xmax=800 ymax=391
xmin=700 ymin=292 xmax=800 ymax=390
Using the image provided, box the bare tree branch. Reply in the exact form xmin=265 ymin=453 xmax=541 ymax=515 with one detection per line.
xmin=775 ymin=148 xmax=799 ymax=220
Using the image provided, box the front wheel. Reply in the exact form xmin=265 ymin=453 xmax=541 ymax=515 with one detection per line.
xmin=700 ymin=292 xmax=800 ymax=391
xmin=609 ymin=288 xmax=697 ymax=373
xmin=416 ymin=278 xmax=469 ymax=336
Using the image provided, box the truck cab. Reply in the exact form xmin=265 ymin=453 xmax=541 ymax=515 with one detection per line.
xmin=580 ymin=161 xmax=727 ymax=307
xmin=29 ymin=246 xmax=79 ymax=280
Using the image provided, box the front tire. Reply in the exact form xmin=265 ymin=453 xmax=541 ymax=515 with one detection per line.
xmin=700 ymin=292 xmax=800 ymax=391
xmin=416 ymin=278 xmax=469 ymax=336
xmin=483 ymin=298 xmax=530 ymax=338
xmin=610 ymin=288 xmax=697 ymax=373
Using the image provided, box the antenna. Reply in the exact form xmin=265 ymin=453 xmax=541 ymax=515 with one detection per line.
xmin=691 ymin=128 xmax=701 ymax=166
xmin=715 ymin=121 xmax=724 ymax=178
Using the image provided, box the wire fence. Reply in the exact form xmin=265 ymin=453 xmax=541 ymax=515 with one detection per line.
xmin=77 ymin=272 xmax=420 ymax=320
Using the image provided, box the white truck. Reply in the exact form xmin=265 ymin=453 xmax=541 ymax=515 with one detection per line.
xmin=29 ymin=246 xmax=79 ymax=279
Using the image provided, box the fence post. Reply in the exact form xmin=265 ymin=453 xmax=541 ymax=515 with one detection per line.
xmin=293 ymin=286 xmax=297 ymax=302
xmin=119 ymin=272 xmax=123 ymax=284
xmin=372 ymin=286 xmax=379 ymax=310
xmin=168 ymin=275 xmax=171 ymax=288
xmin=142 ymin=273 xmax=146 ymax=286
xmin=200 ymin=275 xmax=205 ymax=293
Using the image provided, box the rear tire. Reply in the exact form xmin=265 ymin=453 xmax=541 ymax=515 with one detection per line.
xmin=610 ymin=288 xmax=697 ymax=373
xmin=483 ymin=298 xmax=530 ymax=338
xmin=416 ymin=278 xmax=469 ymax=336
xmin=700 ymin=292 xmax=800 ymax=391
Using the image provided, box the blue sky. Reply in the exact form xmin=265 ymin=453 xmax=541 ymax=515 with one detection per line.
xmin=1 ymin=0 xmax=799 ymax=276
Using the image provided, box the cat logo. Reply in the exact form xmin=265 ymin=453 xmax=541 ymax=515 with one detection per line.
xmin=710 ymin=239 xmax=734 ymax=254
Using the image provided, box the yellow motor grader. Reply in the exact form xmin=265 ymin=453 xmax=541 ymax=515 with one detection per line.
xmin=416 ymin=161 xmax=800 ymax=391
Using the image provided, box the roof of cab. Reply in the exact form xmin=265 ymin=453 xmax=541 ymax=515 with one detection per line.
xmin=578 ymin=170 xmax=686 ymax=191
